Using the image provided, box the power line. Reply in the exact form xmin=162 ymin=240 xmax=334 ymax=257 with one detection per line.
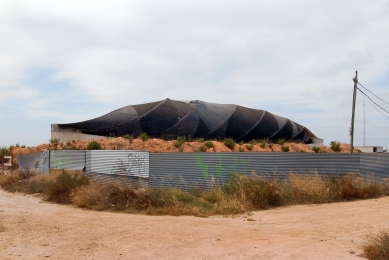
xmin=359 ymin=90 xmax=389 ymax=119
xmin=358 ymin=82 xmax=389 ymax=106
xmin=357 ymin=87 xmax=389 ymax=114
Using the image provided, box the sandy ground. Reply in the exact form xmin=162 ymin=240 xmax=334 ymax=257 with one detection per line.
xmin=1 ymin=190 xmax=388 ymax=259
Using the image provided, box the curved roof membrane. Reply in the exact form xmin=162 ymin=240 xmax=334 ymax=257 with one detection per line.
xmin=58 ymin=99 xmax=316 ymax=143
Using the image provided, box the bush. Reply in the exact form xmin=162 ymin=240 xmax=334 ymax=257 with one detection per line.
xmin=197 ymin=138 xmax=204 ymax=142
xmin=49 ymin=138 xmax=59 ymax=144
xmin=260 ymin=142 xmax=266 ymax=148
xmin=239 ymin=147 xmax=245 ymax=152
xmin=72 ymin=181 xmax=151 ymax=211
xmin=138 ymin=133 xmax=149 ymax=142
xmin=330 ymin=141 xmax=341 ymax=152
xmin=45 ymin=172 xmax=90 ymax=204
xmin=268 ymin=143 xmax=273 ymax=149
xmin=224 ymin=138 xmax=235 ymax=150
xmin=0 ymin=147 xmax=11 ymax=157
xmin=281 ymin=146 xmax=290 ymax=152
xmin=223 ymin=173 xmax=282 ymax=209
xmin=362 ymin=230 xmax=389 ymax=260
xmin=278 ymin=138 xmax=286 ymax=145
xmin=123 ymin=134 xmax=134 ymax=143
xmin=0 ymin=169 xmax=34 ymax=192
xmin=87 ymin=141 xmax=101 ymax=150
xmin=198 ymin=145 xmax=207 ymax=152
xmin=174 ymin=136 xmax=185 ymax=148
xmin=246 ymin=144 xmax=253 ymax=151
xmin=312 ymin=146 xmax=320 ymax=153
xmin=179 ymin=147 xmax=184 ymax=152
xmin=204 ymin=141 xmax=214 ymax=149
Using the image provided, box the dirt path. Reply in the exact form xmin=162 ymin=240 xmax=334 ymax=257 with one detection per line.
xmin=0 ymin=190 xmax=388 ymax=259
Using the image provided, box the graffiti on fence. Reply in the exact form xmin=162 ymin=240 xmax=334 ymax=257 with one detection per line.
xmin=196 ymin=155 xmax=251 ymax=178
xmin=112 ymin=153 xmax=146 ymax=176
xmin=50 ymin=151 xmax=71 ymax=169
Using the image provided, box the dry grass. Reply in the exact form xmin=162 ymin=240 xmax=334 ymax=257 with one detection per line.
xmin=1 ymin=170 xmax=388 ymax=216
xmin=362 ymin=229 xmax=389 ymax=260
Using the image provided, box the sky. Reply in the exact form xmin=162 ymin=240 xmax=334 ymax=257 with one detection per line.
xmin=1 ymin=1 xmax=389 ymax=148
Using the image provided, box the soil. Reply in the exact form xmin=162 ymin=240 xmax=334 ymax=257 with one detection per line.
xmin=0 ymin=190 xmax=388 ymax=259
xmin=10 ymin=138 xmax=357 ymax=165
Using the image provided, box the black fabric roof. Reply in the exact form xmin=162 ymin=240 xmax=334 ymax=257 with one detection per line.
xmin=58 ymin=99 xmax=316 ymax=143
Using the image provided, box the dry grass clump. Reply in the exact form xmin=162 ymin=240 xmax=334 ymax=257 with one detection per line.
xmin=223 ymin=173 xmax=282 ymax=209
xmin=1 ymin=170 xmax=388 ymax=216
xmin=0 ymin=169 xmax=34 ymax=192
xmin=286 ymin=173 xmax=331 ymax=204
xmin=362 ymin=230 xmax=389 ymax=260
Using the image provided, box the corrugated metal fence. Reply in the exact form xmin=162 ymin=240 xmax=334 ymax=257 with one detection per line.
xmin=17 ymin=151 xmax=389 ymax=189
xmin=17 ymin=150 xmax=49 ymax=173
xmin=149 ymin=153 xmax=388 ymax=189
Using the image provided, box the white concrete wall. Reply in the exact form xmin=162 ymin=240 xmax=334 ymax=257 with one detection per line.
xmin=354 ymin=146 xmax=383 ymax=153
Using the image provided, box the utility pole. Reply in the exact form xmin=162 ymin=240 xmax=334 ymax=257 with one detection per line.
xmin=350 ymin=71 xmax=358 ymax=153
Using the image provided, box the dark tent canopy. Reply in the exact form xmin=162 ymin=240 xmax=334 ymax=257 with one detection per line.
xmin=58 ymin=99 xmax=316 ymax=143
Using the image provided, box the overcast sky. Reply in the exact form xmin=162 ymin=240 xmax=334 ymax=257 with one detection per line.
xmin=1 ymin=1 xmax=389 ymax=148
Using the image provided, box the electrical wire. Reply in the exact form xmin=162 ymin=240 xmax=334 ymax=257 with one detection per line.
xmin=357 ymin=87 xmax=389 ymax=114
xmin=358 ymin=82 xmax=389 ymax=106
xmin=359 ymin=89 xmax=389 ymax=119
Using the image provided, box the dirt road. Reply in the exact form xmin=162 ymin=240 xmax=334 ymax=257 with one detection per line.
xmin=0 ymin=190 xmax=388 ymax=259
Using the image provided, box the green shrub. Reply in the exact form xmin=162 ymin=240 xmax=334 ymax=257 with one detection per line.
xmin=239 ymin=147 xmax=245 ymax=152
xmin=357 ymin=149 xmax=362 ymax=153
xmin=330 ymin=141 xmax=341 ymax=152
xmin=224 ymin=138 xmax=235 ymax=150
xmin=312 ymin=146 xmax=320 ymax=153
xmin=246 ymin=144 xmax=253 ymax=151
xmin=268 ymin=144 xmax=273 ymax=149
xmin=281 ymin=146 xmax=290 ymax=152
xmin=198 ymin=145 xmax=207 ymax=152
xmin=179 ymin=147 xmax=184 ymax=152
xmin=123 ymin=134 xmax=134 ymax=143
xmin=239 ymin=141 xmax=244 ymax=145
xmin=278 ymin=138 xmax=286 ymax=145
xmin=197 ymin=138 xmax=204 ymax=142
xmin=138 ymin=133 xmax=149 ymax=142
xmin=204 ymin=141 xmax=214 ymax=149
xmin=174 ymin=136 xmax=184 ymax=148
xmin=260 ymin=141 xmax=266 ymax=148
xmin=87 ymin=141 xmax=101 ymax=150
xmin=49 ymin=138 xmax=59 ymax=144
xmin=0 ymin=147 xmax=11 ymax=157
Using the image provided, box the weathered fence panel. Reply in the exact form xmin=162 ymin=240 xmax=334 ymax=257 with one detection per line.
xmin=85 ymin=150 xmax=149 ymax=178
xmin=17 ymin=150 xmax=49 ymax=173
xmin=149 ymin=152 xmax=386 ymax=189
xmin=50 ymin=150 xmax=86 ymax=170
xmin=360 ymin=153 xmax=389 ymax=179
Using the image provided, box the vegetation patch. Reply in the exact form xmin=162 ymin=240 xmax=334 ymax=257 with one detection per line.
xmin=87 ymin=141 xmax=102 ymax=150
xmin=246 ymin=144 xmax=253 ymax=151
xmin=312 ymin=146 xmax=320 ymax=153
xmin=362 ymin=229 xmax=389 ymax=260
xmin=330 ymin=141 xmax=341 ymax=152
xmin=1 ymin=170 xmax=388 ymax=217
xmin=138 ymin=133 xmax=149 ymax=142
xmin=281 ymin=146 xmax=290 ymax=152
xmin=204 ymin=141 xmax=214 ymax=149
xmin=224 ymin=138 xmax=236 ymax=150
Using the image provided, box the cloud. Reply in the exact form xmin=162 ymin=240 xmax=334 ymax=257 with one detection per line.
xmin=1 ymin=0 xmax=389 ymax=147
